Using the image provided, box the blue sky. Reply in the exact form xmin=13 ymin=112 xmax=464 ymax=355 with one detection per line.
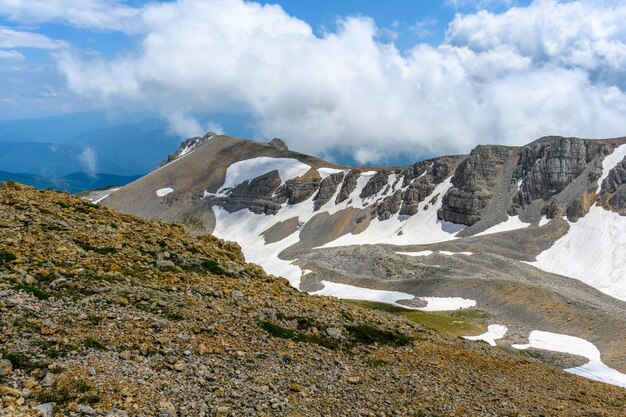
xmin=0 ymin=0 xmax=625 ymax=164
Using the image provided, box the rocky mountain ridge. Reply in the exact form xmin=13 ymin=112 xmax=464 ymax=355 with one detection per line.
xmin=97 ymin=133 xmax=626 ymax=392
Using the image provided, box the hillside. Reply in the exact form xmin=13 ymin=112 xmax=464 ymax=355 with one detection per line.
xmin=1 ymin=182 xmax=625 ymax=416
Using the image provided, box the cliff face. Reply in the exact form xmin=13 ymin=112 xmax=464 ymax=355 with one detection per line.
xmin=437 ymin=137 xmax=626 ymax=226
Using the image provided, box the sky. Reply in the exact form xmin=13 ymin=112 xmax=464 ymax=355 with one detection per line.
xmin=1 ymin=0 xmax=625 ymax=164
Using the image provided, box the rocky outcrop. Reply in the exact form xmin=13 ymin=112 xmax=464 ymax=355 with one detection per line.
xmin=400 ymin=179 xmax=435 ymax=216
xmin=211 ymin=171 xmax=283 ymax=215
xmin=336 ymin=169 xmax=361 ymax=204
xmin=512 ymin=137 xmax=609 ymax=208
xmin=598 ymin=159 xmax=626 ymax=215
xmin=275 ymin=176 xmax=321 ymax=205
xmin=438 ymin=146 xmax=513 ymax=226
xmin=313 ymin=172 xmax=345 ymax=211
xmin=268 ymin=138 xmax=289 ymax=151
xmin=160 ymin=132 xmax=217 ymax=166
xmin=375 ymin=190 xmax=403 ymax=220
xmin=360 ymin=170 xmax=390 ymax=199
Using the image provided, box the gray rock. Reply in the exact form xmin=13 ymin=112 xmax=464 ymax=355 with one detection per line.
xmin=268 ymin=138 xmax=289 ymax=151
xmin=156 ymin=259 xmax=176 ymax=270
xmin=34 ymin=402 xmax=55 ymax=416
xmin=313 ymin=172 xmax=345 ymax=211
xmin=336 ymin=169 xmax=361 ymax=204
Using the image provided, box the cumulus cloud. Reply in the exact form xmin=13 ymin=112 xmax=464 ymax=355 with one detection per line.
xmin=40 ymin=0 xmax=626 ymax=161
xmin=167 ymin=111 xmax=224 ymax=138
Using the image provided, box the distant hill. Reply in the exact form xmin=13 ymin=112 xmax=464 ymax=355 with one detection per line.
xmin=0 ymin=171 xmax=142 ymax=194
xmin=0 ymin=112 xmax=181 ymax=177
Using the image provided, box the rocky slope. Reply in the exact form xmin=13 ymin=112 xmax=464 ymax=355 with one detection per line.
xmin=2 ymin=182 xmax=626 ymax=416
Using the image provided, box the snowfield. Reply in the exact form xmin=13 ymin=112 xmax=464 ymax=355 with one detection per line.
xmin=463 ymin=324 xmax=508 ymax=346
xmin=218 ymin=157 xmax=311 ymax=193
xmin=529 ymin=204 xmax=626 ymax=301
xmin=156 ymin=188 xmax=173 ymax=197
xmin=597 ymin=144 xmax=626 ymax=194
xmin=512 ymin=330 xmax=626 ymax=389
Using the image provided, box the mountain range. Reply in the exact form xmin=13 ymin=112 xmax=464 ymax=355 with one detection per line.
xmin=97 ymin=132 xmax=626 ymax=390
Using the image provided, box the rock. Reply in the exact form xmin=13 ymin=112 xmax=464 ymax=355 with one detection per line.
xmin=289 ymin=383 xmax=302 ymax=392
xmin=325 ymin=327 xmax=343 ymax=340
xmin=156 ymin=260 xmax=176 ymax=270
xmin=336 ymin=169 xmax=361 ymax=204
xmin=77 ymin=404 xmax=97 ymax=415
xmin=260 ymin=308 xmax=276 ymax=321
xmin=231 ymin=290 xmax=244 ymax=300
xmin=87 ymin=367 xmax=96 ymax=376
xmin=40 ymin=372 xmax=54 ymax=387
xmin=34 ymin=402 xmax=55 ymax=416
xmin=347 ymin=376 xmax=361 ymax=384
xmin=360 ymin=170 xmax=390 ymax=199
xmin=274 ymin=176 xmax=321 ymax=205
xmin=0 ymin=359 xmax=12 ymax=377
xmin=313 ymin=172 xmax=345 ymax=211
xmin=40 ymin=320 xmax=57 ymax=335
xmin=268 ymin=138 xmax=288 ymax=151
xmin=215 ymin=406 xmax=229 ymax=417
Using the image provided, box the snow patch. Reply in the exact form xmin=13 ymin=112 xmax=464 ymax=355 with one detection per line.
xmin=310 ymin=281 xmax=476 ymax=312
xmin=317 ymin=167 xmax=345 ymax=179
xmin=396 ymin=250 xmax=472 ymax=257
xmin=529 ymin=204 xmax=626 ymax=301
xmin=418 ymin=297 xmax=476 ymax=311
xmin=156 ymin=188 xmax=173 ymax=197
xmin=463 ymin=325 xmax=508 ymax=346
xmin=512 ymin=330 xmax=626 ymax=389
xmin=88 ymin=188 xmax=120 ymax=204
xmin=597 ymin=144 xmax=626 ymax=195
xmin=474 ymin=215 xmax=530 ymax=236
xmin=218 ymin=157 xmax=311 ymax=193
xmin=310 ymin=281 xmax=415 ymax=308
xmin=396 ymin=250 xmax=434 ymax=257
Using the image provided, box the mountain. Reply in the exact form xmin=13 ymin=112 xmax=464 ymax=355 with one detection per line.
xmin=0 ymin=114 xmax=180 ymax=178
xmin=100 ymin=133 xmax=626 ymax=391
xmin=1 ymin=182 xmax=626 ymax=416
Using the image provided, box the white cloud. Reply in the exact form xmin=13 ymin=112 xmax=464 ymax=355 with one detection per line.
xmin=78 ymin=147 xmax=98 ymax=178
xmin=166 ymin=111 xmax=224 ymax=138
xmin=39 ymin=0 xmax=626 ymax=160
xmin=0 ymin=49 xmax=24 ymax=60
xmin=0 ymin=0 xmax=140 ymax=31
xmin=0 ymin=25 xmax=66 ymax=49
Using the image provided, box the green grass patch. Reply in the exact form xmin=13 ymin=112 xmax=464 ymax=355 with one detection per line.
xmin=0 ymin=249 xmax=17 ymax=266
xmin=201 ymin=259 xmax=227 ymax=276
xmin=12 ymin=283 xmax=50 ymax=300
xmin=83 ymin=338 xmax=106 ymax=351
xmin=364 ymin=357 xmax=389 ymax=367
xmin=345 ymin=300 xmax=487 ymax=336
xmin=258 ymin=321 xmax=338 ymax=350
xmin=73 ymin=239 xmax=117 ymax=255
xmin=86 ymin=315 xmax=103 ymax=326
xmin=345 ymin=324 xmax=413 ymax=347
xmin=1 ymin=350 xmax=49 ymax=371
